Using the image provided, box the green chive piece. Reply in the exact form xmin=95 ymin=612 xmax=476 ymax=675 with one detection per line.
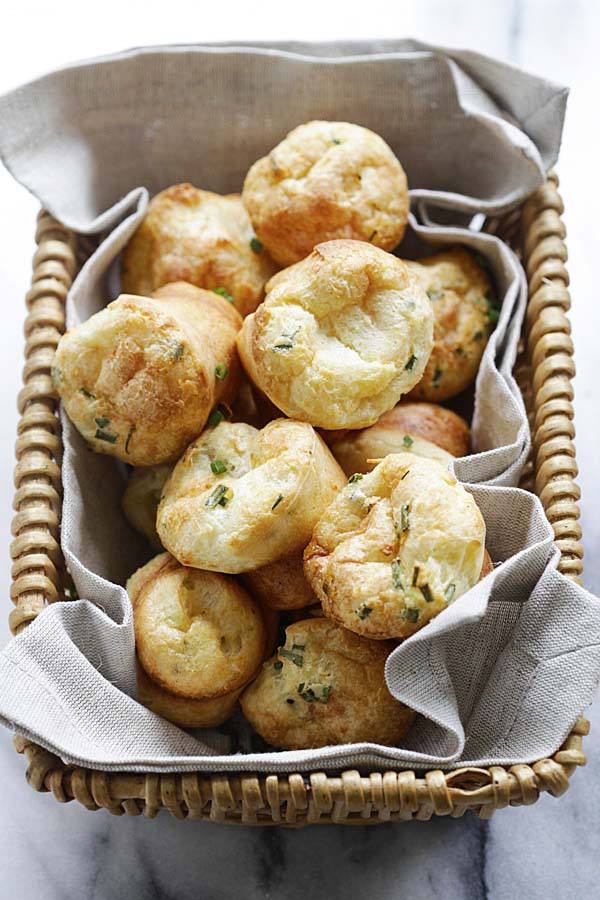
xmin=445 ymin=583 xmax=456 ymax=603
xmin=348 ymin=473 xmax=363 ymax=484
xmin=420 ymin=583 xmax=435 ymax=603
xmin=403 ymin=434 xmax=414 ymax=449
xmin=171 ymin=342 xmax=184 ymax=360
xmin=473 ymin=330 xmax=484 ymax=341
xmin=401 ymin=502 xmax=410 ymax=532
xmin=207 ymin=404 xmax=231 ymax=427
xmin=212 ymin=287 xmax=235 ymax=304
xmin=205 ymin=484 xmax=233 ymax=509
xmin=280 ymin=647 xmax=304 ymax=667
xmin=272 ymin=342 xmax=294 ymax=351
xmin=368 ymin=230 xmax=378 ymax=242
xmin=405 ymin=354 xmax=418 ymax=372
xmin=125 ymin=426 xmax=135 ymax=455
xmin=432 ymin=368 xmax=443 ymax=386
xmin=391 ymin=559 xmax=404 ymax=590
xmin=80 ymin=387 xmax=95 ymax=399
xmin=250 ymin=237 xmax=263 ymax=254
xmin=427 ymin=290 xmax=444 ymax=302
xmin=273 ymin=660 xmax=283 ymax=671
xmin=95 ymin=429 xmax=117 ymax=444
xmin=215 ymin=364 xmax=229 ymax=381
xmin=356 ymin=602 xmax=373 ymax=620
xmin=292 ymin=643 xmax=305 ymax=651
xmin=95 ymin=416 xmax=110 ymax=428
xmin=272 ymin=494 xmax=284 ymax=510
xmin=331 ymin=138 xmax=341 ymax=145
xmin=211 ymin=459 xmax=227 ymax=475
xmin=412 ymin=565 xmax=420 ymax=587
xmin=403 ymin=607 xmax=419 ymax=623
xmin=487 ymin=306 xmax=500 ymax=325
xmin=297 ymin=682 xmax=332 ymax=703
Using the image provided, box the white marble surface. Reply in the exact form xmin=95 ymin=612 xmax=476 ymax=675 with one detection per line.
xmin=1 ymin=1 xmax=599 ymax=897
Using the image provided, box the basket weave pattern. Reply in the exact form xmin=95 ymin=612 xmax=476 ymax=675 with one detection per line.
xmin=8 ymin=175 xmax=588 ymax=823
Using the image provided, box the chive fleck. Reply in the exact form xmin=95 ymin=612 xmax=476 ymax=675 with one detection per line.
xmin=487 ymin=306 xmax=500 ymax=325
xmin=391 ymin=559 xmax=405 ymax=590
xmin=403 ymin=607 xmax=419 ymax=623
xmin=297 ymin=682 xmax=332 ymax=703
xmin=432 ymin=368 xmax=443 ymax=386
xmin=250 ymin=237 xmax=263 ymax=254
xmin=401 ymin=502 xmax=410 ymax=532
xmin=405 ymin=354 xmax=418 ymax=372
xmin=95 ymin=429 xmax=117 ymax=444
xmin=125 ymin=426 xmax=135 ymax=455
xmin=331 ymin=138 xmax=342 ymax=144
xmin=272 ymin=342 xmax=294 ymax=351
xmin=205 ymin=484 xmax=233 ymax=508
xmin=95 ymin=416 xmax=110 ymax=428
xmin=211 ymin=459 xmax=227 ymax=475
xmin=272 ymin=494 xmax=284 ymax=510
xmin=207 ymin=404 xmax=231 ymax=427
xmin=368 ymin=230 xmax=378 ymax=242
xmin=80 ymin=388 xmax=95 ymax=399
xmin=356 ymin=602 xmax=373 ymax=619
xmin=215 ymin=364 xmax=229 ymax=381
xmin=412 ymin=565 xmax=420 ymax=587
xmin=348 ymin=473 xmax=363 ymax=484
xmin=420 ymin=583 xmax=435 ymax=603
xmin=212 ymin=287 xmax=235 ymax=305
xmin=280 ymin=647 xmax=304 ymax=667
xmin=445 ymin=583 xmax=456 ymax=603
xmin=403 ymin=434 xmax=414 ymax=449
xmin=273 ymin=660 xmax=283 ymax=671
xmin=170 ymin=342 xmax=184 ymax=360
xmin=473 ymin=330 xmax=484 ymax=341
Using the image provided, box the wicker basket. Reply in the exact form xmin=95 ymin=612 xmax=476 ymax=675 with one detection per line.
xmin=8 ymin=173 xmax=588 ymax=824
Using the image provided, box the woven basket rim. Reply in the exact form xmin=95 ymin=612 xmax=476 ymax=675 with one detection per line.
xmin=8 ymin=173 xmax=587 ymax=823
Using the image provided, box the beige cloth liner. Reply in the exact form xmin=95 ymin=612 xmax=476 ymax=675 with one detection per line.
xmin=0 ymin=42 xmax=598 ymax=773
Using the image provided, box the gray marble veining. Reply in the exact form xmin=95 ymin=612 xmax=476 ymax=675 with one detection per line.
xmin=1 ymin=0 xmax=599 ymax=897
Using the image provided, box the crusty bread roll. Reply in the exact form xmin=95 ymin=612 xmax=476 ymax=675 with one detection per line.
xmin=128 ymin=553 xmax=266 ymax=699
xmin=122 ymin=464 xmax=173 ymax=550
xmin=237 ymin=240 xmax=434 ymax=430
xmin=157 ymin=419 xmax=346 ymax=573
xmin=240 ymin=618 xmax=415 ymax=749
xmin=325 ymin=401 xmax=471 ymax=476
xmin=242 ymin=550 xmax=317 ymax=611
xmin=52 ymin=282 xmax=242 ymax=466
xmin=136 ymin=661 xmax=242 ymax=728
xmin=242 ymin=121 xmax=409 ymax=266
xmin=304 ymin=453 xmax=486 ymax=640
xmin=406 ymin=248 xmax=496 ymax=402
xmin=121 ymin=184 xmax=278 ymax=317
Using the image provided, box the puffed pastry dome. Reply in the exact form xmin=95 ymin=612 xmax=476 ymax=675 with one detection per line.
xmin=242 ymin=121 xmax=409 ymax=266
xmin=406 ymin=248 xmax=496 ymax=402
xmin=52 ymin=282 xmax=242 ymax=466
xmin=325 ymin=401 xmax=471 ymax=476
xmin=135 ymin=661 xmax=243 ymax=729
xmin=242 ymin=550 xmax=318 ymax=611
xmin=122 ymin=184 xmax=278 ymax=317
xmin=128 ymin=553 xmax=267 ymax=700
xmin=157 ymin=419 xmax=347 ymax=574
xmin=122 ymin=464 xmax=173 ymax=550
xmin=237 ymin=240 xmax=434 ymax=430
xmin=304 ymin=453 xmax=486 ymax=640
xmin=240 ymin=618 xmax=415 ymax=749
